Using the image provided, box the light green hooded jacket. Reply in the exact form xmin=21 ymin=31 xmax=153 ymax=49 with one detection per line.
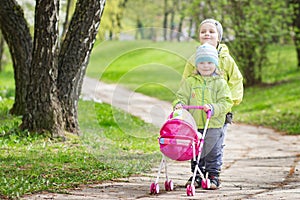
xmin=182 ymin=43 xmax=243 ymax=106
xmin=173 ymin=75 xmax=233 ymax=129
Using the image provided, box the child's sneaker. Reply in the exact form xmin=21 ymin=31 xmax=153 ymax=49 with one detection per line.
xmin=208 ymin=175 xmax=220 ymax=190
xmin=185 ymin=175 xmax=202 ymax=188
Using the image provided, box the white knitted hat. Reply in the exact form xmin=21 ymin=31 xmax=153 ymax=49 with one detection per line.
xmin=200 ymin=19 xmax=223 ymax=42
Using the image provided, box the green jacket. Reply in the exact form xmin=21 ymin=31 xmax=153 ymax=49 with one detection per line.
xmin=173 ymin=75 xmax=233 ymax=129
xmin=182 ymin=43 xmax=243 ymax=106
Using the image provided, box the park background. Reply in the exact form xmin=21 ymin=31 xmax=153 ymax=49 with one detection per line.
xmin=0 ymin=0 xmax=299 ymax=199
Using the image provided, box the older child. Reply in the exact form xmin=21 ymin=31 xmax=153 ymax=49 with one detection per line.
xmin=174 ymin=43 xmax=233 ymax=189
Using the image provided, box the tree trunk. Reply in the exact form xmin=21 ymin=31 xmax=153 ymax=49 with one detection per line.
xmin=58 ymin=0 xmax=106 ymax=135
xmin=291 ymin=0 xmax=300 ymax=68
xmin=21 ymin=0 xmax=64 ymax=137
xmin=296 ymin=45 xmax=300 ymax=68
xmin=0 ymin=0 xmax=32 ymax=115
xmin=177 ymin=15 xmax=184 ymax=42
xmin=163 ymin=0 xmax=169 ymax=41
xmin=188 ymin=18 xmax=193 ymax=38
xmin=243 ymin=58 xmax=256 ymax=86
xmin=169 ymin=10 xmax=175 ymax=41
xmin=135 ymin=18 xmax=144 ymax=40
xmin=0 ymin=0 xmax=106 ymax=137
xmin=0 ymin=32 xmax=4 ymax=71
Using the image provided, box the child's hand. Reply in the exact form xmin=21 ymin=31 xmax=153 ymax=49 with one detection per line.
xmin=174 ymin=103 xmax=183 ymax=110
xmin=203 ymin=104 xmax=211 ymax=112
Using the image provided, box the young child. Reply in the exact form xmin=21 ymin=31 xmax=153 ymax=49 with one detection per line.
xmin=173 ymin=43 xmax=233 ymax=189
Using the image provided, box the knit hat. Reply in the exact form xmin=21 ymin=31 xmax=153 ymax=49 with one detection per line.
xmin=195 ymin=43 xmax=218 ymax=66
xmin=200 ymin=19 xmax=223 ymax=42
xmin=195 ymin=43 xmax=218 ymax=76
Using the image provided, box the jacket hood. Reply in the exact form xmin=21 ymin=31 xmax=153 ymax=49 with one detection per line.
xmin=218 ymin=43 xmax=230 ymax=58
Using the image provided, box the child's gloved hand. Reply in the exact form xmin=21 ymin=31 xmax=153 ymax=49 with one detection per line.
xmin=225 ymin=112 xmax=233 ymax=124
xmin=203 ymin=104 xmax=211 ymax=112
xmin=174 ymin=103 xmax=183 ymax=110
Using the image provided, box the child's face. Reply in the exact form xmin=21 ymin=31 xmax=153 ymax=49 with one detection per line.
xmin=197 ymin=61 xmax=216 ymax=76
xmin=199 ymin=23 xmax=219 ymax=47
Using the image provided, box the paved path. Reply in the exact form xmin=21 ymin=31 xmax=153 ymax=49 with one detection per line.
xmin=24 ymin=77 xmax=300 ymax=200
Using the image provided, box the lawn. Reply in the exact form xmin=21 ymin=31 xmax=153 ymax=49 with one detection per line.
xmin=88 ymin=40 xmax=199 ymax=101
xmin=0 ymin=99 xmax=160 ymax=199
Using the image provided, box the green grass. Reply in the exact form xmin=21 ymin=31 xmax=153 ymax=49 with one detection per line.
xmin=0 ymin=66 xmax=15 ymax=101
xmin=232 ymin=79 xmax=300 ymax=134
xmin=0 ymin=100 xmax=160 ymax=199
xmin=231 ymin=44 xmax=300 ymax=134
xmin=1 ymin=133 xmax=114 ymax=198
xmin=88 ymin=40 xmax=198 ymax=101
xmin=89 ymin=40 xmax=198 ymax=78
xmin=264 ymin=44 xmax=298 ymax=83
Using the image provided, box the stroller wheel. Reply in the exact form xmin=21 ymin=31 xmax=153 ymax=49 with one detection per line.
xmin=164 ymin=180 xmax=169 ymax=191
xmin=186 ymin=184 xmax=195 ymax=196
xmin=201 ymin=179 xmax=211 ymax=189
xmin=165 ymin=180 xmax=174 ymax=191
xmin=150 ymin=183 xmax=159 ymax=194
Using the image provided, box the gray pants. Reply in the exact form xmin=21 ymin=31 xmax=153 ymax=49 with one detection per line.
xmin=191 ymin=127 xmax=224 ymax=177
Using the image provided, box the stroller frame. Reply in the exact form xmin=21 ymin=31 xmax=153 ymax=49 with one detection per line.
xmin=150 ymin=105 xmax=211 ymax=196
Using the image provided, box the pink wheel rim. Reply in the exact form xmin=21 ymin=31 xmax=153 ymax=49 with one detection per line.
xmin=186 ymin=185 xmax=191 ymax=196
xmin=164 ymin=180 xmax=169 ymax=191
xmin=201 ymin=179 xmax=207 ymax=189
xmin=150 ymin=183 xmax=155 ymax=194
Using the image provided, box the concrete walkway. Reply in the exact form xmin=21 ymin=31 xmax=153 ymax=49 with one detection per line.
xmin=24 ymin=77 xmax=300 ymax=200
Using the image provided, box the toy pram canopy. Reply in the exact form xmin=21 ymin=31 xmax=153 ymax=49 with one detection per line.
xmin=159 ymin=109 xmax=200 ymax=161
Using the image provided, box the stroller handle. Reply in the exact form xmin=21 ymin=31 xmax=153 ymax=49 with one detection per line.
xmin=182 ymin=105 xmax=212 ymax=119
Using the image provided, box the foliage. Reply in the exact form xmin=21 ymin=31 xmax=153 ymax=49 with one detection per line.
xmin=100 ymin=0 xmax=299 ymax=85
xmin=17 ymin=0 xmax=299 ymax=86
xmin=225 ymin=0 xmax=291 ymax=86
xmin=99 ymin=0 xmax=165 ymax=40
xmin=185 ymin=0 xmax=292 ymax=86
xmin=98 ymin=0 xmax=125 ymax=40
xmin=264 ymin=44 xmax=298 ymax=82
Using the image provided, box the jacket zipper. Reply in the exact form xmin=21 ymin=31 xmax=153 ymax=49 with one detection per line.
xmin=201 ymin=79 xmax=206 ymax=126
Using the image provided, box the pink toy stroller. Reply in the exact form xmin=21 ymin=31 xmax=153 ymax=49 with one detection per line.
xmin=150 ymin=105 xmax=212 ymax=196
